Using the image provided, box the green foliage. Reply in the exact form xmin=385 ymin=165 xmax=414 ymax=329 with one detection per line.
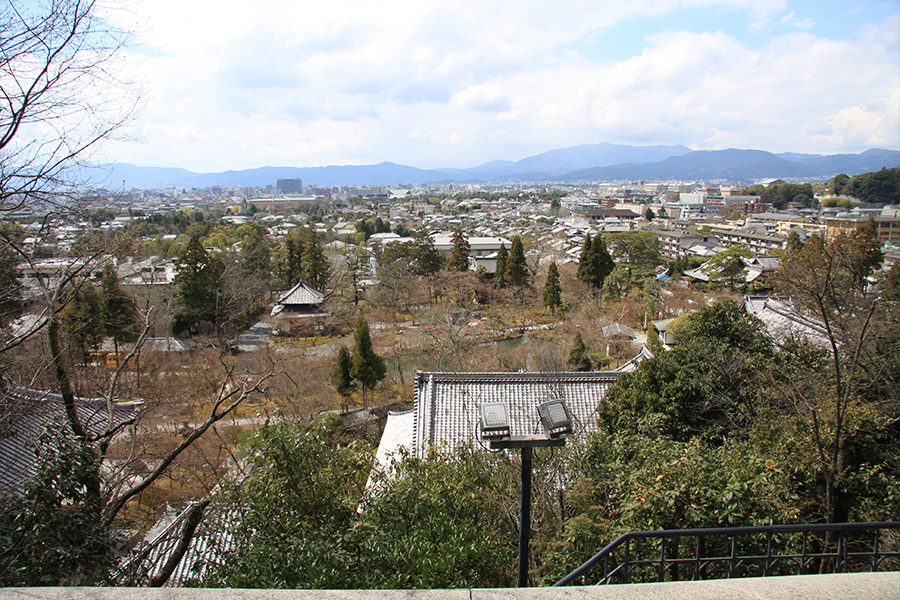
xmin=0 ymin=244 xmax=22 ymax=326
xmin=601 ymin=265 xmax=630 ymax=301
xmin=494 ymin=243 xmax=508 ymax=286
xmin=360 ymin=445 xmax=517 ymax=588
xmin=355 ymin=217 xmax=390 ymax=241
xmin=0 ymin=423 xmax=112 ymax=586
xmin=578 ymin=234 xmax=615 ymax=290
xmin=205 ymin=422 xmax=374 ymax=589
xmin=573 ymin=422 xmax=805 ymax=537
xmin=748 ymin=182 xmax=815 ymax=209
xmin=351 ymin=318 xmax=386 ymax=406
xmin=274 ymin=227 xmax=328 ymax=289
xmin=601 ymin=300 xmax=773 ymax=441
xmin=668 ymin=255 xmax=705 ymax=277
xmin=542 ymin=261 xmax=562 ymax=313
xmin=775 ymin=225 xmax=898 ymax=523
xmin=205 ymin=426 xmax=518 ymax=590
xmin=99 ymin=263 xmax=140 ymax=350
xmin=502 ymin=236 xmax=528 ymax=287
xmin=576 ymin=234 xmax=592 ymax=282
xmin=567 ymin=331 xmax=593 ymax=371
xmin=702 ymin=245 xmax=752 ymax=291
xmin=606 ymin=231 xmax=662 ymax=278
xmin=884 ymin=262 xmax=900 ymax=301
xmin=60 ymin=281 xmax=103 ymax=362
xmin=380 ymin=229 xmax=444 ymax=276
xmin=448 ymin=228 xmax=470 ymax=272
xmin=174 ymin=236 xmax=224 ymax=334
xmin=331 ymin=345 xmax=355 ymax=396
xmin=839 ymin=167 xmax=900 ymax=204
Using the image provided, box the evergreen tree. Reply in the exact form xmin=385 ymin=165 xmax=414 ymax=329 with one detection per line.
xmin=542 ymin=261 xmax=562 ymax=313
xmin=586 ymin=234 xmax=615 ymax=290
xmin=331 ymin=345 xmax=356 ymax=398
xmin=567 ymin=331 xmax=592 ymax=371
xmin=300 ymin=228 xmax=330 ymax=290
xmin=0 ymin=244 xmax=23 ymax=326
xmin=494 ymin=243 xmax=508 ymax=287
xmin=60 ymin=281 xmax=103 ymax=363
xmin=99 ymin=263 xmax=140 ymax=361
xmin=350 ymin=318 xmax=386 ymax=408
xmin=448 ymin=228 xmax=470 ymax=272
xmin=576 ymin=234 xmax=592 ymax=283
xmin=503 ymin=236 xmax=528 ymax=287
xmin=239 ymin=227 xmax=271 ymax=281
xmin=285 ymin=234 xmax=303 ymax=284
xmin=884 ymin=262 xmax=900 ymax=301
xmin=174 ymin=236 xmax=223 ymax=334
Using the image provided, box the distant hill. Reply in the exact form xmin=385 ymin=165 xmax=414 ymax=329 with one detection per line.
xmin=560 ymin=149 xmax=821 ymax=182
xmin=86 ymin=144 xmax=900 ymax=189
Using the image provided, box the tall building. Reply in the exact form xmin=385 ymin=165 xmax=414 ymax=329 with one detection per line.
xmin=276 ymin=178 xmax=303 ymax=195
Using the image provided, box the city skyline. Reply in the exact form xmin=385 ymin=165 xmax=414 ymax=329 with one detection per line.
xmin=99 ymin=0 xmax=900 ymax=173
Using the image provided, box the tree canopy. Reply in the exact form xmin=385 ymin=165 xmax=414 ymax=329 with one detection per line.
xmin=542 ymin=261 xmax=562 ymax=313
xmin=502 ymin=236 xmax=528 ymax=287
xmin=448 ymin=228 xmax=470 ymax=272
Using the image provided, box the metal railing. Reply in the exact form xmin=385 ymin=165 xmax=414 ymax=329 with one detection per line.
xmin=554 ymin=521 xmax=900 ymax=587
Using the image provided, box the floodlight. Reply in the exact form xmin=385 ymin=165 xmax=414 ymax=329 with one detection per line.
xmin=480 ymin=402 xmax=511 ymax=441
xmin=537 ymin=399 xmax=573 ymax=438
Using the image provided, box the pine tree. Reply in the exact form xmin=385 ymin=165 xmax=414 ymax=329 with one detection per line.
xmin=543 ymin=261 xmax=562 ymax=313
xmin=331 ymin=345 xmax=356 ymax=398
xmin=174 ymin=236 xmax=223 ymax=334
xmin=350 ymin=318 xmax=386 ymax=409
xmin=494 ymin=243 xmax=508 ymax=287
xmin=99 ymin=263 xmax=140 ymax=361
xmin=300 ymin=229 xmax=329 ymax=289
xmin=577 ymin=234 xmax=592 ymax=283
xmin=448 ymin=228 xmax=470 ymax=272
xmin=60 ymin=281 xmax=103 ymax=363
xmin=503 ymin=236 xmax=528 ymax=287
xmin=587 ymin=234 xmax=615 ymax=290
xmin=567 ymin=331 xmax=593 ymax=371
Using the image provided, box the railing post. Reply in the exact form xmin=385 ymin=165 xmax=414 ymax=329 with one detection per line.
xmin=729 ymin=535 xmax=738 ymax=578
xmin=658 ymin=537 xmax=666 ymax=582
xmin=517 ymin=447 xmax=532 ymax=588
xmin=695 ymin=536 xmax=705 ymax=580
xmin=552 ymin=522 xmax=900 ymax=588
xmin=872 ymin=531 xmax=880 ymax=572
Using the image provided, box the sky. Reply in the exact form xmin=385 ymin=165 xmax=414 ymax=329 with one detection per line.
xmin=97 ymin=0 xmax=900 ymax=173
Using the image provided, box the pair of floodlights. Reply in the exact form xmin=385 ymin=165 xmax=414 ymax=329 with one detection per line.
xmin=479 ymin=399 xmax=573 ymax=448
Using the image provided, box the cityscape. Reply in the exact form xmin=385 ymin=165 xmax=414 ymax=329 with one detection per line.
xmin=0 ymin=0 xmax=898 ymax=595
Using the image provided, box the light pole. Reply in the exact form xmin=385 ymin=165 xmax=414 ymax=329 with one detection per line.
xmin=479 ymin=399 xmax=573 ymax=587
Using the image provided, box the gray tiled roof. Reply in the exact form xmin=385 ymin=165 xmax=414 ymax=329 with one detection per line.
xmin=0 ymin=385 xmax=141 ymax=495
xmin=117 ymin=502 xmax=245 ymax=587
xmin=276 ymin=281 xmax=324 ymax=307
xmin=743 ymin=296 xmax=830 ymax=347
xmin=602 ymin=323 xmax=636 ymax=339
xmin=411 ymin=371 xmax=619 ymax=457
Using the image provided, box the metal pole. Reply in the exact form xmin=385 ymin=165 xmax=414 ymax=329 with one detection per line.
xmin=518 ymin=446 xmax=533 ymax=587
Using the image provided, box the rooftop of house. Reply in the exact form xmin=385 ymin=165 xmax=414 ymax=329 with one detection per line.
xmin=0 ymin=384 xmax=142 ymax=496
xmin=395 ymin=371 xmax=619 ymax=461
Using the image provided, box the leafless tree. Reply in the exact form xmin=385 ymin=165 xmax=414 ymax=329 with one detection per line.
xmin=1 ymin=0 xmax=141 ymax=214
xmin=0 ymin=2 xmax=281 ymax=584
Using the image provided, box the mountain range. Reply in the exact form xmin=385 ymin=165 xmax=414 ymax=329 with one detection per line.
xmin=87 ymin=143 xmax=899 ymax=190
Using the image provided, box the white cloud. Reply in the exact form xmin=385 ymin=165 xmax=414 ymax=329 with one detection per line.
xmin=101 ymin=1 xmax=900 ymax=170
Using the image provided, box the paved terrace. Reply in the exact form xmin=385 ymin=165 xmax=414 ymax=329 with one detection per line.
xmin=2 ymin=573 xmax=897 ymax=600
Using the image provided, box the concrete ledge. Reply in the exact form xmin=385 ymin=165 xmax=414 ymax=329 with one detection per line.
xmin=1 ymin=573 xmax=897 ymax=600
